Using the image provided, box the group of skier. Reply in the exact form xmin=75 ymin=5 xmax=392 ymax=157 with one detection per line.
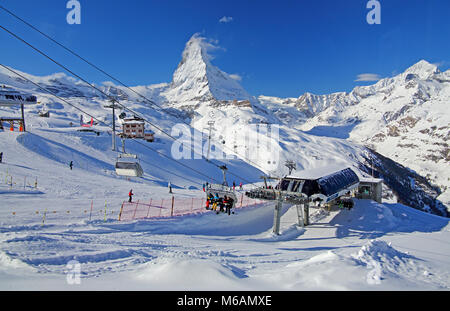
xmin=205 ymin=193 xmax=234 ymax=215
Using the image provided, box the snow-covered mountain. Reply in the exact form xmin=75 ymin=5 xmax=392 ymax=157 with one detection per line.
xmin=260 ymin=60 xmax=450 ymax=209
xmin=162 ymin=34 xmax=256 ymax=109
xmin=0 ymin=34 xmax=448 ymax=216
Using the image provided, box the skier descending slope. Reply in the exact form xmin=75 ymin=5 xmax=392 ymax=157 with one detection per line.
xmin=128 ymin=189 xmax=133 ymax=203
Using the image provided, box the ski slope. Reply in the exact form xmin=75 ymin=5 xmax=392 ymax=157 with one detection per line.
xmin=0 ymin=34 xmax=448 ymax=290
xmin=1 ymin=105 xmax=449 ymax=290
xmin=1 ymin=193 xmax=449 ymax=290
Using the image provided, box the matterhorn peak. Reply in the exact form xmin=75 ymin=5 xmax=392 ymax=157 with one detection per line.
xmin=164 ymin=33 xmax=253 ymax=105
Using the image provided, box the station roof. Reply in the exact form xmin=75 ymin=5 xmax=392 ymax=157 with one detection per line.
xmin=286 ymin=164 xmax=354 ymax=180
xmin=358 ymin=176 xmax=384 ymax=183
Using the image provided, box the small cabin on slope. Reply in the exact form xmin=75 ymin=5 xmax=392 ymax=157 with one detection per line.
xmin=356 ymin=176 xmax=383 ymax=203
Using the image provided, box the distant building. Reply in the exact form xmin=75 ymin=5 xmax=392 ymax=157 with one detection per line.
xmin=121 ymin=117 xmax=154 ymax=142
xmin=0 ymin=88 xmax=37 ymax=132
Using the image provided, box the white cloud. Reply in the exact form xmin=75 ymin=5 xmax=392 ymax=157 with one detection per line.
xmin=219 ymin=16 xmax=233 ymax=23
xmin=432 ymin=61 xmax=449 ymax=69
xmin=355 ymin=73 xmax=381 ymax=82
xmin=189 ymin=33 xmax=225 ymax=62
xmin=229 ymin=74 xmax=242 ymax=81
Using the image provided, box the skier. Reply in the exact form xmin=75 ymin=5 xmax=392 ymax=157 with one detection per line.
xmin=226 ymin=196 xmax=234 ymax=215
xmin=233 ymin=181 xmax=236 ymax=191
xmin=202 ymin=183 xmax=206 ymax=192
xmin=168 ymin=182 xmax=172 ymax=194
xmin=128 ymin=189 xmax=134 ymax=203
xmin=0 ymin=152 xmax=3 ymax=163
xmin=218 ymin=197 xmax=225 ymax=213
xmin=239 ymin=182 xmax=243 ymax=190
xmin=69 ymin=161 xmax=73 ymax=170
xmin=205 ymin=198 xmax=210 ymax=210
xmin=223 ymin=196 xmax=229 ymax=213
xmin=212 ymin=193 xmax=219 ymax=211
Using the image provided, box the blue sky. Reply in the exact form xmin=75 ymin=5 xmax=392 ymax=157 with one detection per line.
xmin=0 ymin=0 xmax=449 ymax=98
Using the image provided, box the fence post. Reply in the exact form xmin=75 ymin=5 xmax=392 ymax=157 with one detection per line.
xmin=240 ymin=194 xmax=244 ymax=208
xmin=104 ymin=200 xmax=107 ymax=222
xmin=42 ymin=208 xmax=47 ymax=226
xmin=89 ymin=200 xmax=93 ymax=221
xmin=132 ymin=200 xmax=140 ymax=220
xmin=118 ymin=202 xmax=124 ymax=221
xmin=170 ymin=196 xmax=174 ymax=217
xmin=146 ymin=199 xmax=152 ymax=218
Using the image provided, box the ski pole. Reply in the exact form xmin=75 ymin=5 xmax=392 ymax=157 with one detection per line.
xmin=42 ymin=208 xmax=47 ymax=226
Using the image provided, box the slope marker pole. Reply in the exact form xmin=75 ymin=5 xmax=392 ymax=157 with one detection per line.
xmin=89 ymin=200 xmax=93 ymax=221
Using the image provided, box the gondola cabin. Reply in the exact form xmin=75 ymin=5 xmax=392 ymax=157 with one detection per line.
xmin=277 ymin=166 xmax=360 ymax=204
xmin=115 ymin=154 xmax=144 ymax=177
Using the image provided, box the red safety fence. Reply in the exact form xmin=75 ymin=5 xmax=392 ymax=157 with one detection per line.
xmin=118 ymin=194 xmax=265 ymax=221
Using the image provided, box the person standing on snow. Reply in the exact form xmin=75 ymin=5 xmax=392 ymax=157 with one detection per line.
xmin=128 ymin=189 xmax=134 ymax=203
xmin=225 ymin=196 xmax=234 ymax=215
xmin=233 ymin=181 xmax=236 ymax=191
xmin=239 ymin=182 xmax=243 ymax=190
xmin=168 ymin=182 xmax=172 ymax=194
xmin=0 ymin=152 xmax=3 ymax=163
xmin=69 ymin=161 xmax=73 ymax=170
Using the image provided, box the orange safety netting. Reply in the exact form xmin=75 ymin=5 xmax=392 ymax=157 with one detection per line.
xmin=118 ymin=195 xmax=264 ymax=221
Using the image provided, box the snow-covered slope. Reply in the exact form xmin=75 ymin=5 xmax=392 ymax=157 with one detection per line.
xmin=260 ymin=60 xmax=450 ymax=209
xmin=1 ymin=33 xmax=450 ymax=291
xmin=1 ymin=36 xmax=447 ymax=216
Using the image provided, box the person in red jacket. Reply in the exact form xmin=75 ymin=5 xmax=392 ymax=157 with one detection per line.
xmin=128 ymin=189 xmax=133 ymax=203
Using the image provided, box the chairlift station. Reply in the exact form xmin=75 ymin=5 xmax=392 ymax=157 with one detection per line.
xmin=246 ymin=165 xmax=383 ymax=235
xmin=0 ymin=86 xmax=37 ymax=132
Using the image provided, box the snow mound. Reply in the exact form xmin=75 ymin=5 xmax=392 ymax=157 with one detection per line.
xmin=351 ymin=240 xmax=414 ymax=285
xmin=329 ymin=200 xmax=449 ymax=239
xmin=0 ymin=251 xmax=34 ymax=271
xmin=132 ymin=257 xmax=246 ymax=290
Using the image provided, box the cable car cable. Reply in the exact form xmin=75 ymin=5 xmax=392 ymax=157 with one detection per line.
xmin=0 ymin=63 xmax=220 ymax=185
xmin=0 ymin=23 xmax=258 ymax=187
xmin=0 ymin=5 xmax=269 ymax=176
